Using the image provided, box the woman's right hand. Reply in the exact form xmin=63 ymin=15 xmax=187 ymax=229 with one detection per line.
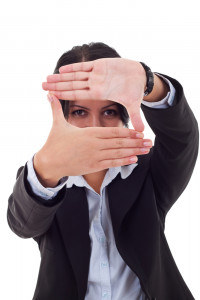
xmin=33 ymin=94 xmax=152 ymax=187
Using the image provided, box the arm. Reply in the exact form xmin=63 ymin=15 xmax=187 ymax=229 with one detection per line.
xmin=22 ymin=73 xmax=176 ymax=203
xmin=7 ymin=162 xmax=67 ymax=239
xmin=27 ymin=154 xmax=68 ymax=200
xmin=141 ymin=73 xmax=199 ymax=216
xmin=27 ymin=73 xmax=174 ymax=202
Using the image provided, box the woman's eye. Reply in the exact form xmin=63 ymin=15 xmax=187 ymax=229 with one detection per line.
xmin=71 ymin=110 xmax=86 ymax=116
xmin=71 ymin=109 xmax=118 ymax=117
xmin=104 ymin=109 xmax=118 ymax=116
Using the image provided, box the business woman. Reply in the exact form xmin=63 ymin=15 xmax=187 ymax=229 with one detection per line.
xmin=7 ymin=42 xmax=199 ymax=299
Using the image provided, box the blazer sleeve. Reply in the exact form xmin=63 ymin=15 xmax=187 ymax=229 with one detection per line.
xmin=141 ymin=72 xmax=199 ymax=217
xmin=7 ymin=162 xmax=67 ymax=239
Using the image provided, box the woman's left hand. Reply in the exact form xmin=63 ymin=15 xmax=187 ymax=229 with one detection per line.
xmin=42 ymin=58 xmax=147 ymax=132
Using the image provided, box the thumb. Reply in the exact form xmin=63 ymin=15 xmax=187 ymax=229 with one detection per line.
xmin=47 ymin=93 xmax=66 ymax=124
xmin=128 ymin=108 xmax=145 ymax=132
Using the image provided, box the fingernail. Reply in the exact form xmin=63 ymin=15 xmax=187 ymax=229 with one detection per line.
xmin=143 ymin=142 xmax=151 ymax=146
xmin=130 ymin=157 xmax=138 ymax=163
xmin=136 ymin=133 xmax=144 ymax=138
xmin=141 ymin=148 xmax=150 ymax=153
xmin=47 ymin=94 xmax=53 ymax=103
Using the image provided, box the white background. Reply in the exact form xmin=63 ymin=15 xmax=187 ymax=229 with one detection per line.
xmin=0 ymin=0 xmax=199 ymax=299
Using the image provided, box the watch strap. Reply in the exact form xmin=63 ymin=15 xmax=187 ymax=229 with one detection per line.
xmin=140 ymin=62 xmax=154 ymax=96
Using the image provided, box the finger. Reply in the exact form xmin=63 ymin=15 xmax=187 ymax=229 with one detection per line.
xmin=84 ymin=127 xmax=143 ymax=139
xmin=46 ymin=72 xmax=89 ymax=83
xmin=99 ymin=147 xmax=150 ymax=161
xmin=59 ymin=61 xmax=94 ymax=73
xmin=47 ymin=93 xmax=66 ymax=124
xmin=42 ymin=80 xmax=89 ymax=91
xmin=97 ymin=137 xmax=152 ymax=150
xmin=47 ymin=89 xmax=91 ymax=101
xmin=98 ymin=155 xmax=138 ymax=169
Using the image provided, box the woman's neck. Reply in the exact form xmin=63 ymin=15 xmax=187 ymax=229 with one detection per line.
xmin=83 ymin=169 xmax=108 ymax=194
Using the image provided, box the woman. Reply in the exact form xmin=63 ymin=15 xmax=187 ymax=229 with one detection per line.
xmin=7 ymin=42 xmax=198 ymax=300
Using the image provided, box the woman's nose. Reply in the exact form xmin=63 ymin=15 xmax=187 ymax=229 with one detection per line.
xmin=90 ymin=116 xmax=103 ymax=127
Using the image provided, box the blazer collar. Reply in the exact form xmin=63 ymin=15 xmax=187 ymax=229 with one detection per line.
xmin=66 ymin=163 xmax=138 ymax=190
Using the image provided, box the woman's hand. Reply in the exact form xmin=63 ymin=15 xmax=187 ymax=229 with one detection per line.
xmin=42 ymin=58 xmax=147 ymax=132
xmin=34 ymin=94 xmax=152 ymax=187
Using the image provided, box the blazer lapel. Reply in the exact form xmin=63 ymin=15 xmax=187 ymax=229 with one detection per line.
xmin=107 ymin=154 xmax=150 ymax=238
xmin=56 ymin=185 xmax=91 ymax=300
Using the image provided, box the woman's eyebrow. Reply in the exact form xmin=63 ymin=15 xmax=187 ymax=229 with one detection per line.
xmin=69 ymin=103 xmax=118 ymax=110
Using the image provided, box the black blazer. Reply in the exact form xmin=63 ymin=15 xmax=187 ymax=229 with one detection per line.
xmin=7 ymin=74 xmax=199 ymax=300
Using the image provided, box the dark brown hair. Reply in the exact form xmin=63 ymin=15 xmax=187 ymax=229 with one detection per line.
xmin=53 ymin=42 xmax=130 ymax=128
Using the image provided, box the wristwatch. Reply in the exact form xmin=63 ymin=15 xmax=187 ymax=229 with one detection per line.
xmin=140 ymin=62 xmax=154 ymax=97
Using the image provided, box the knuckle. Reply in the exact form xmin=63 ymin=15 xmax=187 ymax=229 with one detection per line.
xmin=115 ymin=149 xmax=122 ymax=157
xmin=116 ymin=138 xmax=123 ymax=147
xmin=135 ymin=148 xmax=141 ymax=155
xmin=55 ymin=83 xmax=58 ymax=91
xmin=70 ymin=81 xmax=73 ymax=90
xmin=131 ymin=147 xmax=136 ymax=154
xmin=129 ymin=129 xmax=135 ymax=138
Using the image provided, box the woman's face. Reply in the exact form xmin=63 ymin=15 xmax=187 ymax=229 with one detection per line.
xmin=66 ymin=100 xmax=124 ymax=128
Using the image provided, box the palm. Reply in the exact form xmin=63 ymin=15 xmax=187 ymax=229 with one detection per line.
xmin=93 ymin=58 xmax=144 ymax=106
xmin=44 ymin=58 xmax=146 ymax=131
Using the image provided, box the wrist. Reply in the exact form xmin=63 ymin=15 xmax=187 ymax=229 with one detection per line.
xmin=140 ymin=62 xmax=154 ymax=97
xmin=33 ymin=150 xmax=61 ymax=188
xmin=143 ymin=73 xmax=170 ymax=102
